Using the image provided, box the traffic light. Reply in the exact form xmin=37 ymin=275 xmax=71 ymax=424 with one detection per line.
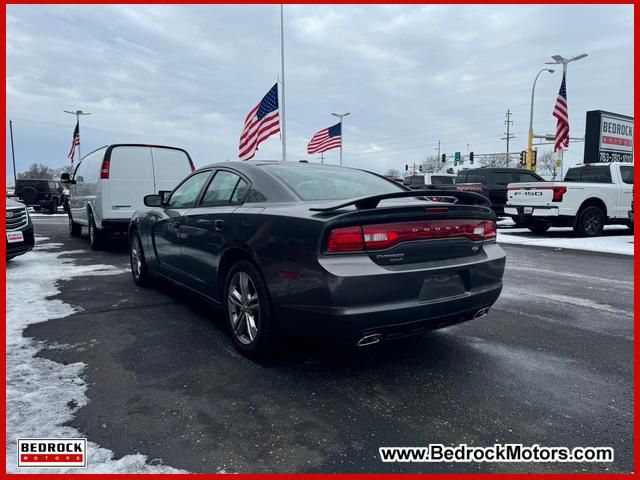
xmin=469 ymin=151 xmax=474 ymax=164
xmin=531 ymin=150 xmax=537 ymax=167
xmin=419 ymin=165 xmax=423 ymax=172
xmin=442 ymin=153 xmax=446 ymax=163
xmin=519 ymin=151 xmax=527 ymax=167
xmin=405 ymin=164 xmax=409 ymax=171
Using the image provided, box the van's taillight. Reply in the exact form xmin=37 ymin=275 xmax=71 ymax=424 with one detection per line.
xmin=551 ymin=186 xmax=567 ymax=202
xmin=326 ymin=219 xmax=497 ymax=253
xmin=100 ymin=160 xmax=110 ymax=179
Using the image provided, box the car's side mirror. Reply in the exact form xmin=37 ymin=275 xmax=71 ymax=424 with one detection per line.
xmin=60 ymin=173 xmax=76 ymax=185
xmin=144 ymin=194 xmax=163 ymax=207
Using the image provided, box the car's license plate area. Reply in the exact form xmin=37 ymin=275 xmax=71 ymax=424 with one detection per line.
xmin=418 ymin=271 xmax=468 ymax=302
xmin=524 ymin=207 xmax=533 ymax=215
xmin=7 ymin=231 xmax=24 ymax=243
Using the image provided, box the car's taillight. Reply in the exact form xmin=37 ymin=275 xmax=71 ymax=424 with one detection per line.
xmin=326 ymin=219 xmax=497 ymax=253
xmin=100 ymin=160 xmax=110 ymax=179
xmin=326 ymin=226 xmax=365 ymax=252
xmin=551 ymin=186 xmax=567 ymax=202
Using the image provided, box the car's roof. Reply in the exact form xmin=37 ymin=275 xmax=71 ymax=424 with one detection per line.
xmin=16 ymin=178 xmax=55 ymax=182
xmin=460 ymin=167 xmax=537 ymax=172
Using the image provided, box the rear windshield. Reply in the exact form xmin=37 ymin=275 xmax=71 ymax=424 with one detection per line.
xmin=565 ymin=166 xmax=612 ymax=183
xmin=263 ymin=165 xmax=404 ymax=201
xmin=430 ymin=175 xmax=454 ymax=185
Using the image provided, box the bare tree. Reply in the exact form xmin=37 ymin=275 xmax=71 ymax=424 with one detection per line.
xmin=421 ymin=155 xmax=442 ymax=173
xmin=17 ymin=163 xmax=57 ymax=179
xmin=384 ymin=168 xmax=401 ymax=178
xmin=536 ymin=150 xmax=558 ymax=180
xmin=478 ymin=153 xmax=509 ymax=168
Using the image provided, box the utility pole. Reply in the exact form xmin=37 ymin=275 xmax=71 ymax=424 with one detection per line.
xmin=320 ymin=151 xmax=324 ymax=164
xmin=64 ymin=109 xmax=91 ymax=162
xmin=501 ymin=109 xmax=515 ymax=166
xmin=9 ymin=120 xmax=17 ymax=186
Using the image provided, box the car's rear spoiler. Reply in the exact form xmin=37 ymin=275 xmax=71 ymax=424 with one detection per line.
xmin=309 ymin=190 xmax=491 ymax=212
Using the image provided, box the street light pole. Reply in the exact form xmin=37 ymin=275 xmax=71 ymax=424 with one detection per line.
xmin=527 ymin=68 xmax=555 ymax=171
xmin=64 ymin=109 xmax=91 ymax=162
xmin=331 ymin=112 xmax=350 ymax=166
xmin=9 ymin=120 xmax=17 ymax=186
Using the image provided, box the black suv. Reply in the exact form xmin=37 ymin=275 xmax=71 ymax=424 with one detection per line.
xmin=15 ymin=179 xmax=65 ymax=214
xmin=455 ymin=167 xmax=545 ymax=216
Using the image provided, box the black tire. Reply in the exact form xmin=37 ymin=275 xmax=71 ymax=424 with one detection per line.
xmin=223 ymin=260 xmax=279 ymax=357
xmin=129 ymin=231 xmax=150 ymax=287
xmin=527 ymin=222 xmax=550 ymax=234
xmin=88 ymin=211 xmax=105 ymax=250
xmin=574 ymin=206 xmax=605 ymax=237
xmin=69 ymin=213 xmax=82 ymax=237
xmin=512 ymin=217 xmax=525 ymax=227
xmin=48 ymin=199 xmax=57 ymax=214
xmin=21 ymin=186 xmax=38 ymax=205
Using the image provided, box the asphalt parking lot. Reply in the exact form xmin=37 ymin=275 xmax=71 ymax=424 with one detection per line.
xmin=12 ymin=216 xmax=633 ymax=473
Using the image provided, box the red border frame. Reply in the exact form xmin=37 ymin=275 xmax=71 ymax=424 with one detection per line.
xmin=2 ymin=1 xmax=637 ymax=478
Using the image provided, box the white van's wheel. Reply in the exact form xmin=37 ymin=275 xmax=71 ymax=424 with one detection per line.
xmin=88 ymin=212 xmax=105 ymax=250
xmin=69 ymin=214 xmax=82 ymax=237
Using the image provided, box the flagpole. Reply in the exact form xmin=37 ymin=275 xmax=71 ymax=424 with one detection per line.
xmin=331 ymin=112 xmax=350 ymax=167
xmin=64 ymin=109 xmax=91 ymax=162
xmin=280 ymin=5 xmax=287 ymax=162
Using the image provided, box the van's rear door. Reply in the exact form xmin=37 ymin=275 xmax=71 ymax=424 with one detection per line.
xmin=150 ymin=147 xmax=193 ymax=192
xmin=106 ymin=146 xmax=155 ymax=220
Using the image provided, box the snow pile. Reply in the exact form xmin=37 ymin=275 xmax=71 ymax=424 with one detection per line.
xmin=6 ymin=238 xmax=186 ymax=473
xmin=497 ymin=225 xmax=633 ymax=256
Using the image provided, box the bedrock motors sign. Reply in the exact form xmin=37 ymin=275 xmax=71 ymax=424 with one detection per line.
xmin=18 ymin=438 xmax=87 ymax=467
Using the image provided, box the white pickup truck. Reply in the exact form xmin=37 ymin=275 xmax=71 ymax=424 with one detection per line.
xmin=504 ymin=162 xmax=634 ymax=236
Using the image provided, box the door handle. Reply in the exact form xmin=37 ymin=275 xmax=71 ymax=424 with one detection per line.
xmin=214 ymin=219 xmax=225 ymax=230
xmin=172 ymin=222 xmax=181 ymax=232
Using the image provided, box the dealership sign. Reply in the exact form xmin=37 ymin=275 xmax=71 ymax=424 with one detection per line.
xmin=584 ymin=110 xmax=633 ymax=163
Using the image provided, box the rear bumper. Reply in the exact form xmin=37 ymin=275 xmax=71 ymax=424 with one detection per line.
xmin=273 ymin=243 xmax=506 ymax=345
xmin=504 ymin=206 xmax=575 ymax=226
xmin=6 ymin=224 xmax=35 ymax=258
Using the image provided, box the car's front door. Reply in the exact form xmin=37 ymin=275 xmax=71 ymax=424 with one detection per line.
xmin=180 ymin=169 xmax=251 ymax=300
xmin=151 ymin=170 xmax=211 ymax=277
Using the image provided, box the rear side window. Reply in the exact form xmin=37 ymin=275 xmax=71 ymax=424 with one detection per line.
xmin=517 ymin=172 xmax=542 ymax=182
xmin=455 ymin=172 xmax=467 ymax=183
xmin=430 ymin=176 xmax=454 ymax=185
xmin=564 ymin=168 xmax=581 ymax=182
xmin=466 ymin=172 xmax=488 ymax=185
xmin=492 ymin=172 xmax=514 ymax=186
xmin=581 ymin=166 xmax=612 ymax=183
xmin=620 ymin=166 xmax=634 ymax=184
xmin=200 ymin=170 xmax=245 ymax=207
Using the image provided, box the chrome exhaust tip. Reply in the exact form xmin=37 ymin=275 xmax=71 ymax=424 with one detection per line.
xmin=473 ymin=307 xmax=490 ymax=319
xmin=356 ymin=334 xmax=383 ymax=347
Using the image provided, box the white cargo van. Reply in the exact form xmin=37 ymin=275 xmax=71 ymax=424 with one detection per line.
xmin=62 ymin=144 xmax=195 ymax=249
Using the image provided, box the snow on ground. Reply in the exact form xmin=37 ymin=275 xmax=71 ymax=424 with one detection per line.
xmin=497 ymin=220 xmax=634 ymax=256
xmin=6 ymin=237 xmax=186 ymax=473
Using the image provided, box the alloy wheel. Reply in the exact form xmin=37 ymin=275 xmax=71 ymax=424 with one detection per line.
xmin=583 ymin=210 xmax=601 ymax=235
xmin=227 ymin=272 xmax=260 ymax=345
xmin=131 ymin=236 xmax=142 ymax=280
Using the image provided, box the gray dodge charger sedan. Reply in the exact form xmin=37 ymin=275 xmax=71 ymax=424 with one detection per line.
xmin=129 ymin=161 xmax=506 ymax=357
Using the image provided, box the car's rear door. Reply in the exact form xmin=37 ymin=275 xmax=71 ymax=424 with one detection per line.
xmin=488 ymin=171 xmax=513 ymax=210
xmin=180 ymin=169 xmax=250 ymax=299
xmin=151 ymin=169 xmax=211 ymax=277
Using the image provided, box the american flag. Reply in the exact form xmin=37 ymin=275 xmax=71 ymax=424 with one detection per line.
xmin=552 ymin=73 xmax=569 ymax=152
xmin=67 ymin=120 xmax=80 ymax=162
xmin=307 ymin=122 xmax=342 ymax=154
xmin=239 ymin=84 xmax=280 ymax=161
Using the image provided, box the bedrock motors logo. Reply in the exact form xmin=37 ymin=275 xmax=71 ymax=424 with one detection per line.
xmin=18 ymin=438 xmax=87 ymax=468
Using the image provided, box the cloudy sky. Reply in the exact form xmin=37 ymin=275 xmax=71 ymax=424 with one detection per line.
xmin=6 ymin=4 xmax=634 ymax=183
